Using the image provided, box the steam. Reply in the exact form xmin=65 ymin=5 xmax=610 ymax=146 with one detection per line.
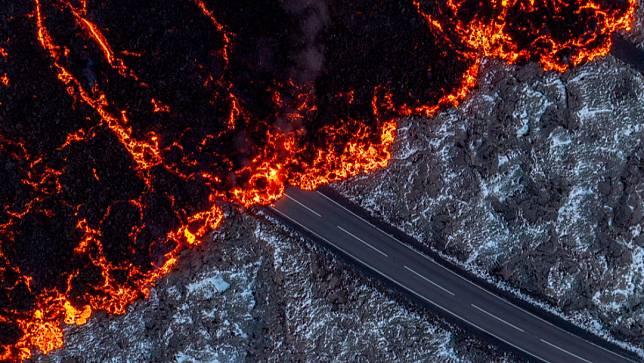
xmin=282 ymin=0 xmax=329 ymax=84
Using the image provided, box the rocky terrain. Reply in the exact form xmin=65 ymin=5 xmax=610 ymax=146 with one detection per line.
xmin=33 ymin=210 xmax=512 ymax=362
xmin=336 ymin=36 xmax=644 ymax=355
xmin=626 ymin=5 xmax=644 ymax=47
xmin=28 ymin=6 xmax=644 ymax=363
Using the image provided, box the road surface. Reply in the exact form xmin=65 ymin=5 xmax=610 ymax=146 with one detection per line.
xmin=269 ymin=187 xmax=640 ymax=363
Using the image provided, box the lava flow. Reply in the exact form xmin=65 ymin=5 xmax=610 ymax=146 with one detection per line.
xmin=0 ymin=0 xmax=637 ymax=361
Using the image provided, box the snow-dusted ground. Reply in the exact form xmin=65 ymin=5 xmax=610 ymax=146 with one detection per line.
xmin=335 ymin=55 xmax=644 ymax=357
xmin=35 ymin=211 xmax=512 ymax=362
xmin=34 ymin=9 xmax=644 ymax=362
xmin=626 ymin=5 xmax=644 ymax=48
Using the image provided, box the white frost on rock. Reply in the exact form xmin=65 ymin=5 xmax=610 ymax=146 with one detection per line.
xmin=555 ymin=185 xmax=595 ymax=252
xmin=335 ymin=57 xmax=644 ymax=358
xmin=255 ymin=219 xmax=491 ymax=362
xmin=187 ymin=274 xmax=231 ymax=298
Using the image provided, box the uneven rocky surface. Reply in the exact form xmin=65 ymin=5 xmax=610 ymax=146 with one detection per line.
xmin=336 ymin=52 xmax=644 ymax=352
xmin=33 ymin=210 xmax=512 ymax=362
xmin=26 ymin=6 xmax=644 ymax=363
xmin=626 ymin=5 xmax=644 ymax=47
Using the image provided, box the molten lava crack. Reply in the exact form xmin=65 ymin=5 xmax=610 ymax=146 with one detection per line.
xmin=0 ymin=0 xmax=636 ymax=360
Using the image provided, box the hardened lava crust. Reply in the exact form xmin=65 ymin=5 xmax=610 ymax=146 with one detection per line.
xmin=0 ymin=0 xmax=637 ymax=360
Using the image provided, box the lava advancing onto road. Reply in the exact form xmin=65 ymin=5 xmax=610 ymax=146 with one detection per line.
xmin=0 ymin=0 xmax=637 ymax=360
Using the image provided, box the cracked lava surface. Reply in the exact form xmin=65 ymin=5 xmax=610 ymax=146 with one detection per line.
xmin=0 ymin=0 xmax=637 ymax=360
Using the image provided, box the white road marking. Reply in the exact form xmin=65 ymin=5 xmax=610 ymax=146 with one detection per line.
xmin=540 ymin=339 xmax=593 ymax=363
xmin=275 ymin=193 xmax=639 ymax=363
xmin=471 ymin=304 xmax=525 ymax=333
xmin=269 ymin=206 xmax=551 ymax=363
xmin=316 ymin=191 xmax=394 ymax=234
xmin=403 ymin=265 xmax=455 ymax=296
xmin=425 ymin=256 xmax=638 ymax=363
xmin=284 ymin=193 xmax=322 ymax=217
xmin=346 ymin=201 xmax=640 ymax=363
xmin=337 ymin=225 xmax=388 ymax=257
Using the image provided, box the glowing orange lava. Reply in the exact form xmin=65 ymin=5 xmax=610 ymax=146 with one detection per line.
xmin=414 ymin=0 xmax=638 ymax=72
xmin=0 ymin=0 xmax=637 ymax=361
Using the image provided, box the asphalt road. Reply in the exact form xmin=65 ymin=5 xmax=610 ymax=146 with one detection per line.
xmin=270 ymin=187 xmax=640 ymax=363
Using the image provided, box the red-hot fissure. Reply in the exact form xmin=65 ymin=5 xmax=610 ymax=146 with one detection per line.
xmin=0 ymin=0 xmax=636 ymax=360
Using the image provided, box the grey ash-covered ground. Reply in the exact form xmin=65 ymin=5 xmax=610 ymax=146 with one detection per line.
xmin=33 ymin=210 xmax=513 ymax=362
xmin=336 ymin=33 xmax=644 ymax=356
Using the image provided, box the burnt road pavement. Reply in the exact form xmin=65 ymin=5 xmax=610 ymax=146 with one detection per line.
xmin=269 ymin=187 xmax=641 ymax=363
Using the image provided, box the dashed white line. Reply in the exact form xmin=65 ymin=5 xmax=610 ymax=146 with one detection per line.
xmin=540 ymin=339 xmax=593 ymax=363
xmin=275 ymin=193 xmax=639 ymax=363
xmin=471 ymin=304 xmax=525 ymax=333
xmin=403 ymin=265 xmax=455 ymax=296
xmin=316 ymin=191 xmax=391 ymax=232
xmin=284 ymin=193 xmax=322 ymax=217
xmin=424 ymin=255 xmax=637 ymax=363
xmin=269 ymin=206 xmax=551 ymax=363
xmin=269 ymin=207 xmax=551 ymax=363
xmin=365 ymin=205 xmax=638 ymax=363
xmin=337 ymin=225 xmax=388 ymax=257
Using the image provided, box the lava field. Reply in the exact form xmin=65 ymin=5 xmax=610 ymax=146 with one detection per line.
xmin=0 ymin=0 xmax=637 ymax=360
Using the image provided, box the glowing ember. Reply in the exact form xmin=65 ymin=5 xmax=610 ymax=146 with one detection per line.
xmin=0 ymin=0 xmax=636 ymax=361
xmin=414 ymin=0 xmax=638 ymax=72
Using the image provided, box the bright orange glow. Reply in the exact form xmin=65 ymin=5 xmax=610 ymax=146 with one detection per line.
xmin=0 ymin=0 xmax=637 ymax=361
xmin=151 ymin=98 xmax=171 ymax=113
xmin=66 ymin=4 xmax=138 ymax=79
xmin=413 ymin=0 xmax=638 ymax=72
